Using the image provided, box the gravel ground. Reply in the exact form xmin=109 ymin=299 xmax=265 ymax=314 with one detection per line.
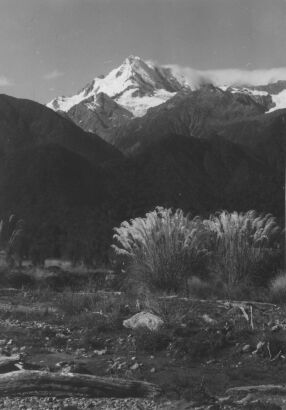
xmin=0 ymin=396 xmax=159 ymax=409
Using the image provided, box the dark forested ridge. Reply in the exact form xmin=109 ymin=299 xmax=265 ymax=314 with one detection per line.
xmin=0 ymin=93 xmax=283 ymax=263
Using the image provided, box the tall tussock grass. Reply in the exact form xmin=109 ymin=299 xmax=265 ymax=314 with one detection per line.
xmin=206 ymin=210 xmax=281 ymax=297
xmin=112 ymin=207 xmax=210 ymax=293
xmin=112 ymin=207 xmax=282 ymax=298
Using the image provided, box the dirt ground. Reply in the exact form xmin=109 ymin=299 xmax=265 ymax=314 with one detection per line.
xmin=0 ymin=287 xmax=285 ymax=408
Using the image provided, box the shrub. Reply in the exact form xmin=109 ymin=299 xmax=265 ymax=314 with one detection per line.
xmin=0 ymin=215 xmax=26 ymax=268
xmin=205 ymin=211 xmax=281 ymax=297
xmin=134 ymin=327 xmax=171 ymax=353
xmin=187 ymin=276 xmax=213 ymax=299
xmin=270 ymin=271 xmax=286 ymax=304
xmin=57 ymin=290 xmax=128 ymax=332
xmin=58 ymin=291 xmax=99 ymax=316
xmin=112 ymin=207 xmax=211 ymax=294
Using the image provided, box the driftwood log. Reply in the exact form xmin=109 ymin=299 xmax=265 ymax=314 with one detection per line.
xmin=159 ymin=296 xmax=276 ymax=309
xmin=0 ymin=355 xmax=21 ymax=373
xmin=0 ymin=370 xmax=161 ymax=398
xmin=226 ymin=384 xmax=286 ymax=396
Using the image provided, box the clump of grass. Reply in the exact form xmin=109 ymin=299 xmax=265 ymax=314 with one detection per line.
xmin=57 ymin=291 xmax=99 ymax=316
xmin=270 ymin=271 xmax=286 ymax=304
xmin=112 ymin=207 xmax=281 ymax=299
xmin=205 ymin=210 xmax=281 ymax=298
xmin=187 ymin=276 xmax=213 ymax=299
xmin=134 ymin=327 xmax=171 ymax=353
xmin=57 ymin=290 xmax=135 ymax=332
xmin=112 ymin=207 xmax=211 ymax=294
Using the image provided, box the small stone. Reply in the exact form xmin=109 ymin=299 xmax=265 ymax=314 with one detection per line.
xmin=123 ymin=312 xmax=164 ymax=331
xmin=206 ymin=359 xmax=216 ymax=365
xmin=150 ymin=367 xmax=156 ymax=373
xmin=242 ymin=344 xmax=251 ymax=353
xmin=130 ymin=362 xmax=139 ymax=371
xmin=93 ymin=348 xmax=107 ymax=356
xmin=202 ymin=314 xmax=216 ymax=324
xmin=252 ymin=341 xmax=265 ymax=355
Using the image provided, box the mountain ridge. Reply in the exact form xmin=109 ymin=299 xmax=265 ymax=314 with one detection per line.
xmin=47 ymin=56 xmax=286 ymax=143
xmin=0 ymin=58 xmax=283 ymax=261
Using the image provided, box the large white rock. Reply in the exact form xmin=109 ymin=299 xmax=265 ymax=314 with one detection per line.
xmin=123 ymin=311 xmax=164 ymax=332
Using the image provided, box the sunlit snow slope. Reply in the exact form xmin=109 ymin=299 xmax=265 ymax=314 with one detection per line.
xmin=47 ymin=56 xmax=185 ymax=117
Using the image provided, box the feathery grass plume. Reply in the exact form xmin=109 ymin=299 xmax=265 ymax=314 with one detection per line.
xmin=270 ymin=271 xmax=286 ymax=304
xmin=205 ymin=210 xmax=281 ymax=297
xmin=112 ymin=207 xmax=210 ymax=293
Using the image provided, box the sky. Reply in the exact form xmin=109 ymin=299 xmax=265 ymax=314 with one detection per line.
xmin=0 ymin=0 xmax=286 ymax=103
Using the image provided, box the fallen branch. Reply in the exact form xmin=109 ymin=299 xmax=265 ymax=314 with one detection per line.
xmin=238 ymin=306 xmax=249 ymax=322
xmin=0 ymin=370 xmax=161 ymax=398
xmin=159 ymin=296 xmax=276 ymax=309
xmin=249 ymin=306 xmax=254 ymax=329
xmin=226 ymin=384 xmax=286 ymax=396
xmin=270 ymin=350 xmax=281 ymax=362
xmin=267 ymin=342 xmax=272 ymax=359
xmin=0 ymin=355 xmax=21 ymax=373
xmin=0 ymin=289 xmax=19 ymax=297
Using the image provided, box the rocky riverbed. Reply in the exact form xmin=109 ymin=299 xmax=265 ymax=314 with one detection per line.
xmin=0 ymin=291 xmax=285 ymax=409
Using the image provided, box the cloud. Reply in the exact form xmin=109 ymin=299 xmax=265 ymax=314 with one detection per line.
xmin=43 ymin=69 xmax=64 ymax=80
xmin=164 ymin=64 xmax=286 ymax=89
xmin=0 ymin=76 xmax=13 ymax=87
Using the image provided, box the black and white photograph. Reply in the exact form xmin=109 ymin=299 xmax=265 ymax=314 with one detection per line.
xmin=0 ymin=0 xmax=284 ymax=408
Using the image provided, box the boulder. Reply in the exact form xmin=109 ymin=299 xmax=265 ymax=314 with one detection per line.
xmin=123 ymin=312 xmax=164 ymax=331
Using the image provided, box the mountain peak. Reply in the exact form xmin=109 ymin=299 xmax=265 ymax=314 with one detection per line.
xmin=124 ymin=55 xmax=142 ymax=65
xmin=47 ymin=55 xmax=185 ymax=117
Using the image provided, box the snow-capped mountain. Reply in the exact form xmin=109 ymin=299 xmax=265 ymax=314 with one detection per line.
xmin=219 ymin=81 xmax=286 ymax=113
xmin=47 ymin=56 xmax=286 ymax=141
xmin=47 ymin=55 xmax=186 ymax=118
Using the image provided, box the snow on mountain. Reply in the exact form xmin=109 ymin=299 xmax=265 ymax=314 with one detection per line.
xmin=219 ymin=83 xmax=286 ymax=113
xmin=47 ymin=56 xmax=286 ymax=138
xmin=115 ymin=88 xmax=177 ymax=117
xmin=228 ymin=87 xmax=268 ymax=97
xmin=266 ymin=89 xmax=286 ymax=113
xmin=47 ymin=56 xmax=185 ymax=117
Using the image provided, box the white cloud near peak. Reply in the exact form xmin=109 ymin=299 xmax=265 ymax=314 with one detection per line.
xmin=164 ymin=65 xmax=286 ymax=88
xmin=0 ymin=76 xmax=13 ymax=87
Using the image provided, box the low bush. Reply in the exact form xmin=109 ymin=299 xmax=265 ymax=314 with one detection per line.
xmin=187 ymin=276 xmax=213 ymax=299
xmin=8 ymin=272 xmax=36 ymax=289
xmin=134 ymin=327 xmax=171 ymax=353
xmin=57 ymin=290 xmax=131 ymax=332
xmin=58 ymin=291 xmax=99 ymax=316
xmin=173 ymin=326 xmax=231 ymax=361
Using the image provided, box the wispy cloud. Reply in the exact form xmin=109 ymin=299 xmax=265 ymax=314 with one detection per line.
xmin=0 ymin=76 xmax=13 ymax=87
xmin=164 ymin=65 xmax=286 ymax=88
xmin=43 ymin=69 xmax=64 ymax=80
